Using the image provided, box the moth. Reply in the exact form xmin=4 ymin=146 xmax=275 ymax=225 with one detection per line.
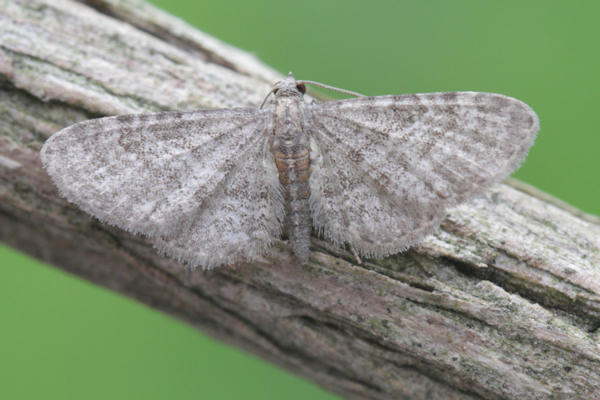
xmin=41 ymin=73 xmax=539 ymax=268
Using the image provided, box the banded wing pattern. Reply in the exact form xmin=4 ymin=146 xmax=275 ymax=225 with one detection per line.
xmin=307 ymin=92 xmax=539 ymax=257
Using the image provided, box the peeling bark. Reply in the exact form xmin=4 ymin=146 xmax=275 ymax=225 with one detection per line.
xmin=1 ymin=1 xmax=600 ymax=399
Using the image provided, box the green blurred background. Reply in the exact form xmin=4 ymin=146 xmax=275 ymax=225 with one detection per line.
xmin=1 ymin=1 xmax=599 ymax=399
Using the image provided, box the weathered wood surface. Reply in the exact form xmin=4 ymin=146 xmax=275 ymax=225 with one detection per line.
xmin=1 ymin=1 xmax=600 ymax=399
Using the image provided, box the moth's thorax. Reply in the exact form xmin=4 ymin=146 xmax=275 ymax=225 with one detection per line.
xmin=271 ymin=92 xmax=310 ymax=184
xmin=272 ymin=94 xmax=307 ymax=139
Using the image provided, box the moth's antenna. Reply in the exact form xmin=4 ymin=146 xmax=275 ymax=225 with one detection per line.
xmin=260 ymin=87 xmax=276 ymax=109
xmin=297 ymin=80 xmax=365 ymax=98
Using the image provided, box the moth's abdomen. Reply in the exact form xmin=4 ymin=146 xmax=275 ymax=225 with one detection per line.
xmin=273 ymin=142 xmax=312 ymax=263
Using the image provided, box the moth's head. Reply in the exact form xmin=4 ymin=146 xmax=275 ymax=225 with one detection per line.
xmin=272 ymin=72 xmax=306 ymax=98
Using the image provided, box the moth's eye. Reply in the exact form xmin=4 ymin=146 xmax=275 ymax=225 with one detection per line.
xmin=273 ymin=88 xmax=279 ymax=94
xmin=296 ymin=83 xmax=306 ymax=94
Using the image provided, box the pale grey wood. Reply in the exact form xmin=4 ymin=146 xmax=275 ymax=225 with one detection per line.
xmin=1 ymin=1 xmax=600 ymax=399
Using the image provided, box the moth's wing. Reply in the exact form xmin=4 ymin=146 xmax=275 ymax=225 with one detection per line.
xmin=307 ymin=92 xmax=539 ymax=257
xmin=41 ymin=108 xmax=283 ymax=268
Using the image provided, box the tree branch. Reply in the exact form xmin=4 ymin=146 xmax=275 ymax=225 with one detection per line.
xmin=2 ymin=1 xmax=600 ymax=399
